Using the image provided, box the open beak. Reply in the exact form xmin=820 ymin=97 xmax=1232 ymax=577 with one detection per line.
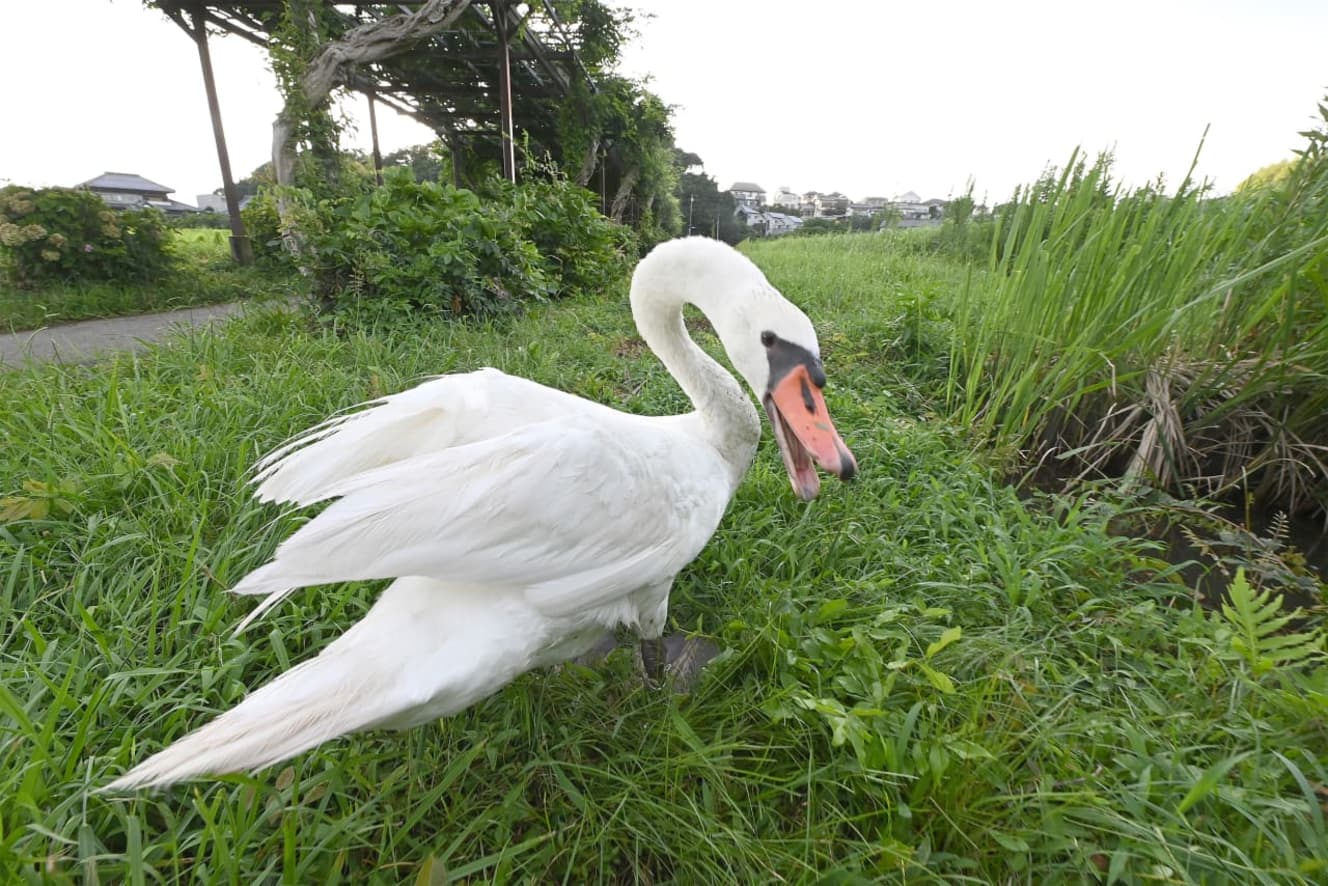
xmin=763 ymin=364 xmax=857 ymax=501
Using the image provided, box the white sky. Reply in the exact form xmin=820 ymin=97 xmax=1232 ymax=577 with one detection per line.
xmin=3 ymin=0 xmax=1325 ymax=206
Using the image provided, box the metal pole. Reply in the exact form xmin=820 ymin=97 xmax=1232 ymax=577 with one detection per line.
xmin=688 ymin=193 xmax=694 ymax=235
xmin=367 ymin=90 xmax=384 ymax=186
xmin=191 ymin=3 xmax=252 ymax=265
xmin=494 ymin=1 xmax=516 ymax=183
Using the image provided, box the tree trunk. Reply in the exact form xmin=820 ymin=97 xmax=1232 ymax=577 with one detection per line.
xmin=273 ymin=0 xmax=472 ymax=250
xmin=609 ymin=166 xmax=639 ymax=223
xmin=575 ymin=136 xmax=600 ymax=187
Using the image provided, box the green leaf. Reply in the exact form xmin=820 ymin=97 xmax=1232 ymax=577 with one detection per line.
xmin=925 ymin=626 xmax=962 ymax=660
xmin=991 ymin=831 xmax=1030 ymax=853
xmin=918 ymin=663 xmax=956 ymax=694
xmin=1177 ymin=752 xmax=1251 ymax=814
xmin=944 ymin=738 xmax=993 ymax=760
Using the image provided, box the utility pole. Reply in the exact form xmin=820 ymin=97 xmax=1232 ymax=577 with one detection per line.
xmin=494 ymin=1 xmax=516 ymax=183
xmin=688 ymin=193 xmax=695 ymax=235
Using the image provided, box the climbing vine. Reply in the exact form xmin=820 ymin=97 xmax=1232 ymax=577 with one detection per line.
xmin=269 ymin=0 xmax=348 ymax=198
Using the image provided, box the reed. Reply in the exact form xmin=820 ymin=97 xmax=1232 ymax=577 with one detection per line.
xmin=946 ymin=106 xmax=1328 ymax=513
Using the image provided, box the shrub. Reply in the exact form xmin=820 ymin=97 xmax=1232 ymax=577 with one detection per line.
xmin=239 ymin=191 xmax=288 ymax=263
xmin=305 ymin=170 xmax=552 ymax=318
xmin=0 ymin=186 xmax=173 ymax=286
xmin=284 ymin=168 xmax=633 ymax=320
xmin=488 ymin=173 xmax=632 ymax=296
xmin=795 ymin=217 xmax=842 ymax=237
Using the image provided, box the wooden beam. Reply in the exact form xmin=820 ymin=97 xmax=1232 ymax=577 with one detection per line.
xmin=189 ymin=3 xmax=252 ymax=265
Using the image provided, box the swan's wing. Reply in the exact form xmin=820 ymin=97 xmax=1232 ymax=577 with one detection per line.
xmin=253 ymin=368 xmax=594 ymax=506
xmin=232 ymin=418 xmax=728 ymax=631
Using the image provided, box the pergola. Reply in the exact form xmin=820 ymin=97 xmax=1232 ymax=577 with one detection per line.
xmin=156 ymin=1 xmax=595 ymax=263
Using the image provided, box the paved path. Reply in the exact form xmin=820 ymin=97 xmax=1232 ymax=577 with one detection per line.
xmin=1 ymin=301 xmax=263 ymax=368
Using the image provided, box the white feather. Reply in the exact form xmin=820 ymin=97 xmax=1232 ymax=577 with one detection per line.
xmin=104 ymin=238 xmax=832 ymax=790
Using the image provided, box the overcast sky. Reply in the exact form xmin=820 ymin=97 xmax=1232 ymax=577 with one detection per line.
xmin=3 ymin=1 xmax=1325 ymax=206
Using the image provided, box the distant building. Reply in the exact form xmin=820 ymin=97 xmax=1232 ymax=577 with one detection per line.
xmin=818 ymin=192 xmax=850 ymax=217
xmin=735 ymin=204 xmax=803 ymax=236
xmin=767 ymin=185 xmax=802 ymax=210
xmin=78 ymin=172 xmax=197 ymax=214
xmin=197 ymin=193 xmax=254 ymax=212
xmin=859 ymin=191 xmax=946 ymax=228
xmin=890 ymin=191 xmax=930 ymax=220
xmin=765 ymin=211 xmax=803 ymax=235
xmin=797 ymin=190 xmax=851 ymax=218
xmin=726 ymin=181 xmax=766 ymax=208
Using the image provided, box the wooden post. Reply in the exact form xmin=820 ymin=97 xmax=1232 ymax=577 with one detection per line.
xmin=494 ymin=1 xmax=516 ymax=182
xmin=367 ymin=90 xmax=384 ymax=186
xmin=190 ymin=3 xmax=252 ymax=265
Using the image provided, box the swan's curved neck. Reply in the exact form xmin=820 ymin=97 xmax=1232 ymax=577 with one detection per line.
xmin=631 ymin=285 xmax=760 ymax=468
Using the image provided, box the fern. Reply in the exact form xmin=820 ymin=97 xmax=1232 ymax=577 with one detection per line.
xmin=1220 ymin=568 xmax=1325 ymax=676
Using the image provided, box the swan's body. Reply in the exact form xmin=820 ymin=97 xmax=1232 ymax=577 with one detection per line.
xmin=105 ymin=237 xmax=855 ymax=790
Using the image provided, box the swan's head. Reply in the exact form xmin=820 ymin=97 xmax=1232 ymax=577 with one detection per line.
xmin=725 ymin=284 xmax=858 ymax=501
xmin=633 ymin=237 xmax=857 ymax=501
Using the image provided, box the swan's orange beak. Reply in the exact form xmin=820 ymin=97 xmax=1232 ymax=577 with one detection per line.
xmin=763 ymin=365 xmax=857 ymax=501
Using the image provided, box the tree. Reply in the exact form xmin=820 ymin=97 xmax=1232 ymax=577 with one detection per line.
xmin=674 ymin=157 xmax=745 ymax=244
xmin=382 ymin=142 xmax=450 ymax=183
xmin=217 ymin=162 xmax=274 ymax=198
xmin=847 ymin=213 xmax=874 ymax=232
xmin=179 ymin=0 xmax=677 ymax=254
xmin=561 ymin=75 xmax=682 ymax=240
xmin=1237 ymin=158 xmax=1298 ymax=193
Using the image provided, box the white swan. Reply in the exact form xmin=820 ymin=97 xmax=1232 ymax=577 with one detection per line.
xmin=104 ymin=237 xmax=856 ymax=790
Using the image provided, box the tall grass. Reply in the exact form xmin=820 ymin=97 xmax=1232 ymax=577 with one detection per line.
xmin=2 ymin=247 xmax=1325 ymax=881
xmin=945 ymin=108 xmax=1328 ymax=515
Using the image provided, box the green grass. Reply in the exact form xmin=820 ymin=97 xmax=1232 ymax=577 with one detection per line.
xmin=0 ymin=230 xmax=302 ymax=332
xmin=1 ymin=239 xmax=1326 ymax=883
xmin=939 ymin=136 xmax=1328 ymax=515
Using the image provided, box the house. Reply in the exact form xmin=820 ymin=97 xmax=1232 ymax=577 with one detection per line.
xmin=798 ymin=190 xmax=850 ymax=218
xmin=196 ymin=193 xmax=255 ymax=213
xmin=767 ymin=185 xmax=801 ymax=211
xmin=817 ymin=192 xmax=850 ymax=217
xmin=800 ymin=191 xmax=822 ymax=217
xmin=765 ymin=211 xmax=803 ymax=235
xmin=78 ymin=172 xmax=197 ymax=214
xmin=735 ymin=204 xmax=803 ymax=236
xmin=726 ymin=181 xmax=766 ymax=209
xmin=889 ymin=191 xmax=929 ymax=219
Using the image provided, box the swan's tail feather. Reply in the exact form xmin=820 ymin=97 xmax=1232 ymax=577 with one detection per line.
xmin=102 ymin=578 xmax=546 ymax=792
xmin=100 ymin=649 xmax=380 ymax=791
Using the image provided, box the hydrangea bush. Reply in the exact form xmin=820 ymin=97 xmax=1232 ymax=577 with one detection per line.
xmin=0 ymin=186 xmax=173 ymax=286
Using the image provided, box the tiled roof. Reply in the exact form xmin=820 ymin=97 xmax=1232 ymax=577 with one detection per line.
xmin=79 ymin=172 xmax=174 ymax=195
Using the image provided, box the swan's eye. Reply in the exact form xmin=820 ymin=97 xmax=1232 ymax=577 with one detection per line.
xmin=760 ymin=331 xmax=776 ymax=347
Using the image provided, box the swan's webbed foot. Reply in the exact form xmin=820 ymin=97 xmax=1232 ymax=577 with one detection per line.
xmin=640 ymin=635 xmax=666 ymax=689
xmin=638 ymin=633 xmax=720 ymax=693
xmin=572 ymin=630 xmax=620 ymax=666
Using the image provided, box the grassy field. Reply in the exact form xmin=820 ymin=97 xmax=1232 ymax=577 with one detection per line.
xmin=2 ymin=236 xmax=1326 ymax=882
xmin=0 ymin=230 xmax=300 ymax=332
